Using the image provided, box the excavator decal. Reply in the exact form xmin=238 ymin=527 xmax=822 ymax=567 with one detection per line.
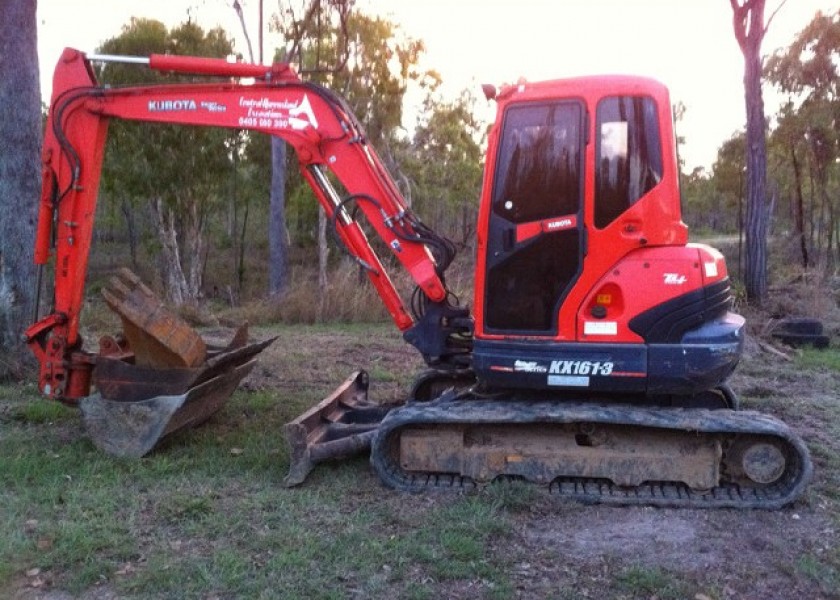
xmin=288 ymin=94 xmax=319 ymax=130
xmin=147 ymin=99 xmax=199 ymax=112
xmin=237 ymin=94 xmax=319 ymax=130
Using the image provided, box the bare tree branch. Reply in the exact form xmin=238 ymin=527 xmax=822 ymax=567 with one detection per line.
xmin=232 ymin=0 xmax=256 ymax=63
xmin=764 ymin=0 xmax=790 ymax=37
xmin=286 ymin=0 xmax=322 ymax=65
xmin=730 ymin=0 xmax=750 ymax=51
xmin=280 ymin=0 xmax=352 ymax=75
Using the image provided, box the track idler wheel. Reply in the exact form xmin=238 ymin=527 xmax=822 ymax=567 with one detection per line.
xmin=725 ymin=437 xmax=789 ymax=486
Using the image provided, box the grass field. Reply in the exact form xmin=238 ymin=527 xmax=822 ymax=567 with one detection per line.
xmin=2 ymin=322 xmax=839 ymax=599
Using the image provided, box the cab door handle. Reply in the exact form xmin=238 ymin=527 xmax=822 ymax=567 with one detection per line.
xmin=502 ymin=228 xmax=515 ymax=252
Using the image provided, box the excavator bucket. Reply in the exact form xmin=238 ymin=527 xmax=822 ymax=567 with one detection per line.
xmin=81 ymin=359 xmax=257 ymax=456
xmin=92 ymin=335 xmax=275 ymax=403
xmin=283 ymin=371 xmax=397 ymax=486
xmin=79 ymin=269 xmax=274 ymax=456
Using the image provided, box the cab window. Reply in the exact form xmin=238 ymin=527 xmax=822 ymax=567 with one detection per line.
xmin=493 ymin=102 xmax=582 ymax=224
xmin=595 ymin=96 xmax=662 ymax=228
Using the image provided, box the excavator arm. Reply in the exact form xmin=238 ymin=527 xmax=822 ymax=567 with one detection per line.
xmin=26 ymin=48 xmax=471 ymax=403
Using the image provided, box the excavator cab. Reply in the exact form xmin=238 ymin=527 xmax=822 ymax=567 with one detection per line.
xmin=471 ymin=77 xmax=743 ymax=402
xmin=481 ymin=98 xmax=585 ymax=333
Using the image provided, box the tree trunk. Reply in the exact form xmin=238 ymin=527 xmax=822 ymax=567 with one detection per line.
xmin=151 ymin=198 xmax=187 ymax=305
xmin=808 ymin=160 xmax=817 ymax=262
xmin=184 ymin=200 xmax=206 ymax=303
xmin=269 ymin=137 xmax=290 ymax=297
xmin=149 ymin=196 xmax=206 ymax=305
xmin=317 ymin=206 xmax=329 ymax=318
xmin=237 ymin=192 xmax=250 ymax=293
xmin=790 ymin=147 xmax=809 ymax=268
xmin=0 ymin=0 xmax=39 ymax=377
xmin=822 ymin=183 xmax=835 ymax=271
xmin=731 ymin=0 xmax=769 ymax=303
xmin=229 ymin=135 xmax=239 ymax=269
xmin=120 ymin=198 xmax=140 ymax=270
xmin=737 ymin=180 xmax=744 ymax=280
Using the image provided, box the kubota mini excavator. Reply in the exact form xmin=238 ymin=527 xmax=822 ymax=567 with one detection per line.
xmin=25 ymin=48 xmax=812 ymax=509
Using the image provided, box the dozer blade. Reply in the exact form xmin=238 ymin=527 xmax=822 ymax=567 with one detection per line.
xmin=80 ymin=359 xmax=257 ymax=457
xmin=283 ymin=370 xmax=397 ymax=487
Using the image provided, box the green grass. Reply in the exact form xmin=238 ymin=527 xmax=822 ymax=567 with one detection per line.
xmin=796 ymin=553 xmax=840 ymax=595
xmin=796 ymin=346 xmax=840 ymax=372
xmin=107 ymin=483 xmax=514 ymax=599
xmin=484 ymin=478 xmax=542 ymax=512
xmin=7 ymin=395 xmax=69 ymax=424
xmin=613 ymin=566 xmax=693 ymax=599
xmin=1 ymin=445 xmax=147 ymax=591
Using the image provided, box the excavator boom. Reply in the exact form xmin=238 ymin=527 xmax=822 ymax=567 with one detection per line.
xmin=27 ymin=48 xmax=469 ymax=404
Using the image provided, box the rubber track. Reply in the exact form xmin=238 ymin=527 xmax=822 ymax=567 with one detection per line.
xmin=370 ymin=399 xmax=813 ymax=509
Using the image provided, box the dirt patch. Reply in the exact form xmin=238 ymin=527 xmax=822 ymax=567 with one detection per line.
xmin=514 ymin=504 xmax=835 ymax=595
xmin=11 ymin=580 xmax=118 ymax=600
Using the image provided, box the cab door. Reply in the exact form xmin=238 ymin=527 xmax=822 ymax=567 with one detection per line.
xmin=482 ymin=101 xmax=585 ymax=334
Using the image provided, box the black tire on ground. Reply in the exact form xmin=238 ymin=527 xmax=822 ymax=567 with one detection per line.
xmin=774 ymin=317 xmax=824 ymax=336
xmin=772 ymin=332 xmax=830 ymax=349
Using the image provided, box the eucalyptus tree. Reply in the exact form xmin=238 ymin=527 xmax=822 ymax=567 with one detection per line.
xmin=713 ymin=132 xmax=749 ymax=274
xmin=272 ymin=6 xmax=427 ymax=289
xmin=264 ymin=0 xmax=352 ymax=296
xmin=729 ymin=0 xmax=775 ymax=302
xmin=0 ymin=0 xmax=39 ymax=375
xmin=767 ymin=104 xmax=811 ymax=267
xmin=97 ymin=19 xmax=236 ymax=304
xmin=402 ymin=89 xmax=484 ymax=248
xmin=765 ymin=10 xmax=840 ymax=269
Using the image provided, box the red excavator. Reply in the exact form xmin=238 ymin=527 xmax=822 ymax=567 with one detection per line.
xmin=25 ymin=48 xmax=811 ymax=509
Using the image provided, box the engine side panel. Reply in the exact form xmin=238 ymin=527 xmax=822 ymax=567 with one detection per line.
xmin=473 ymin=303 xmax=744 ymax=396
xmin=472 ymin=339 xmax=648 ymax=393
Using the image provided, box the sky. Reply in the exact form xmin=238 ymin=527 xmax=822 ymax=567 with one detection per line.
xmin=36 ymin=0 xmax=836 ymax=171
